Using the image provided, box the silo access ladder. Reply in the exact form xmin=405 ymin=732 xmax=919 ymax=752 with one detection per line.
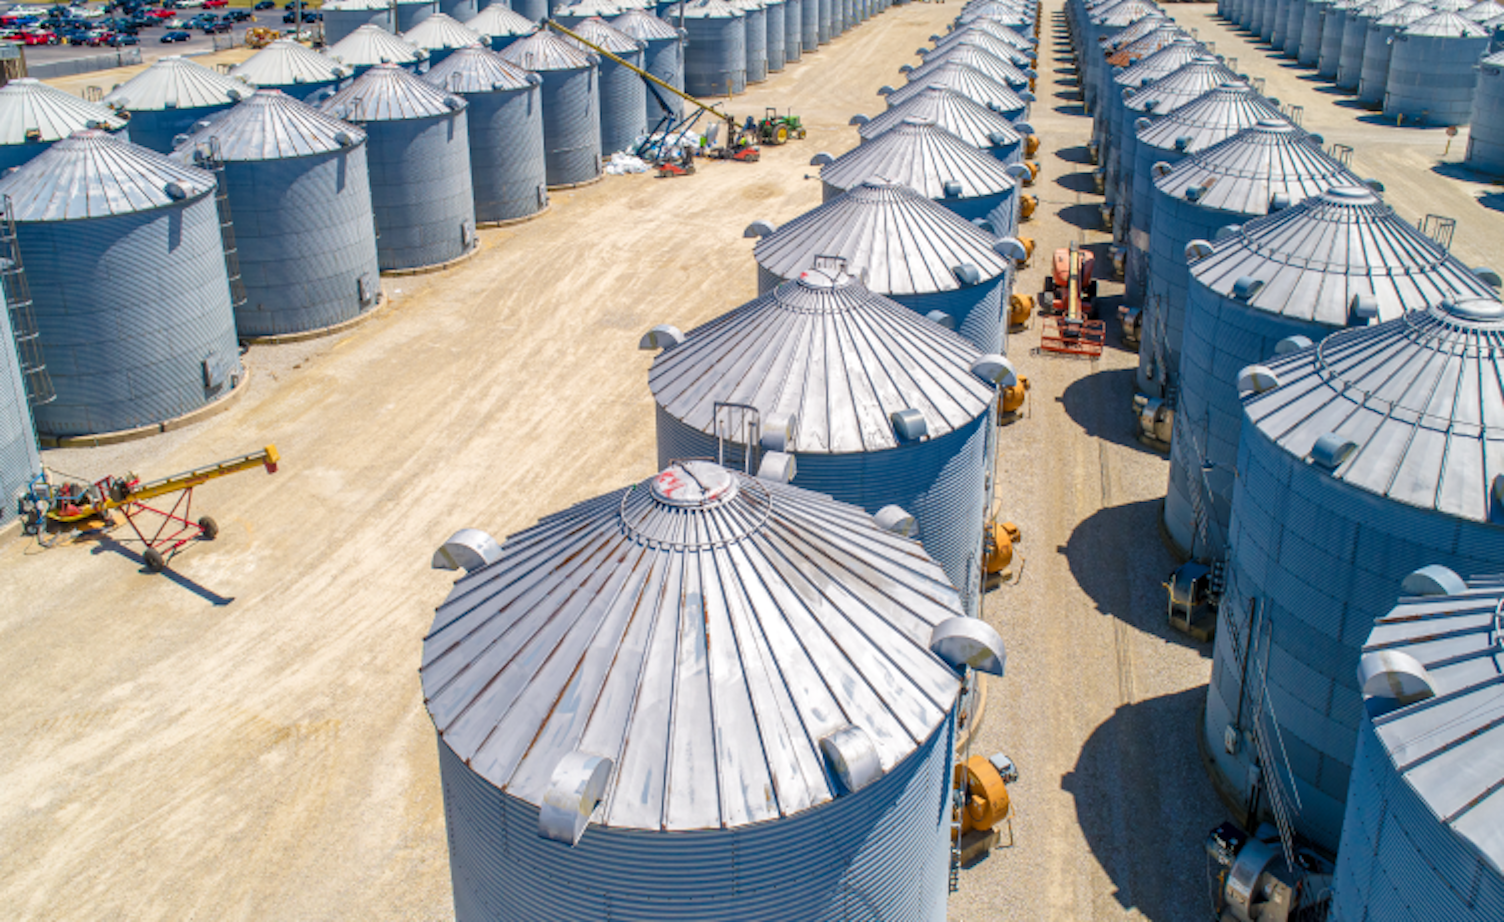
xmin=0 ymin=195 xmax=53 ymax=409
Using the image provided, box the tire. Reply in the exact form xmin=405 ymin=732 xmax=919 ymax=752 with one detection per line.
xmin=1043 ymin=275 xmax=1055 ymax=292
xmin=198 ymin=515 xmax=219 ymax=540
xmin=775 ymin=126 xmax=789 ymax=144
xmin=144 ymin=547 xmax=167 ymax=573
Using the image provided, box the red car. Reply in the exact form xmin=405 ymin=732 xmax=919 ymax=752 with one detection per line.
xmin=21 ymin=30 xmax=58 ymax=45
xmin=203 ymin=0 xmax=228 ymax=6
xmin=146 ymin=8 xmax=175 ymax=18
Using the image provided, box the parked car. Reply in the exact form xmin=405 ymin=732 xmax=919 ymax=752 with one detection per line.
xmin=254 ymin=0 xmax=274 ymax=8
xmin=145 ymin=8 xmax=174 ymax=18
xmin=200 ymin=18 xmax=228 ymax=30
xmin=164 ymin=16 xmax=184 ymax=25
xmin=203 ymin=0 xmax=227 ymax=6
xmin=282 ymin=10 xmax=315 ymax=22
xmin=159 ymin=28 xmax=189 ymax=41
xmin=20 ymin=29 xmax=58 ymax=44
xmin=107 ymin=31 xmax=137 ymax=44
xmin=226 ymin=9 xmax=250 ymax=20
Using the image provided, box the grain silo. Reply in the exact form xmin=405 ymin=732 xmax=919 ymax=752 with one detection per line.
xmin=1356 ymin=2 xmax=1431 ymax=106
xmin=1090 ymin=10 xmax=1171 ymax=115
xmin=563 ymin=18 xmax=645 ymax=157
xmin=855 ymin=85 xmax=1025 ymax=165
xmin=885 ymin=62 xmax=1031 ymax=122
xmin=939 ymin=18 xmax=1036 ymax=57
xmin=403 ymin=13 xmax=484 ymax=64
xmin=1335 ymin=0 xmax=1403 ymax=90
xmin=670 ymin=0 xmax=747 ymax=96
xmin=102 ymin=56 xmax=247 ymax=154
xmin=1098 ymin=38 xmax=1204 ymax=203
xmin=1462 ymin=0 xmax=1502 ymax=19
xmin=1097 ymin=21 xmax=1191 ymax=142
xmin=230 ymin=40 xmax=353 ymax=103
xmin=511 ymin=0 xmax=548 ymax=22
xmin=612 ymin=10 xmax=684 ymax=124
xmin=439 ymin=0 xmax=479 ymax=22
xmin=907 ymin=44 xmax=1031 ymax=91
xmin=646 ymin=264 xmax=1010 ymax=616
xmin=1279 ymin=0 xmax=1306 ymax=56
xmin=1167 ymin=183 xmax=1493 ymax=560
xmin=424 ymin=47 xmax=548 ymax=225
xmin=328 ymin=25 xmax=429 ymax=75
xmin=1331 ymin=573 xmax=1504 ymax=922
xmin=1110 ymin=57 xmax=1238 ymax=242
xmin=424 ymin=457 xmax=1003 ymax=922
xmin=0 ymin=78 xmax=127 ymax=172
xmin=1204 ymin=295 xmax=1504 ymax=854
xmin=464 ymin=3 xmax=538 ymax=50
xmin=1296 ymin=0 xmax=1330 ymax=64
xmin=1383 ymin=12 xmax=1490 ymax=124
xmin=1265 ymin=0 xmax=1287 ymax=41
xmin=396 ymin=0 xmax=441 ymax=31
xmin=1137 ymin=121 xmax=1351 ymax=412
xmin=781 ymin=0 xmax=802 ymax=63
xmin=800 ymin=0 xmax=818 ymax=52
xmin=926 ymin=29 xmax=1036 ymax=68
xmin=0 ymin=130 xmax=240 ymax=437
xmin=322 ymin=0 xmax=396 ymax=44
xmin=0 ymin=284 xmax=41 ymax=526
xmin=748 ymin=179 xmax=1020 ymax=353
xmin=814 ymin=117 xmax=1027 ymax=235
xmin=171 ymin=90 xmax=381 ymax=339
xmin=499 ymin=30 xmax=602 ymax=187
xmin=554 ymin=0 xmax=623 ymax=28
xmin=767 ymin=0 xmax=789 ymax=72
xmin=1468 ymin=51 xmax=1504 ymax=174
xmin=1316 ymin=0 xmax=1356 ymax=76
xmin=1080 ymin=0 xmax=1163 ymax=114
xmin=816 ymin=0 xmax=831 ymax=44
xmin=321 ymin=65 xmax=476 ymax=272
xmin=730 ymin=0 xmax=769 ymax=83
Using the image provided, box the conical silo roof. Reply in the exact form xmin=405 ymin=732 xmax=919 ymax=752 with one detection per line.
xmin=1100 ymin=10 xmax=1169 ymax=51
xmin=1189 ymin=184 xmax=1496 ymax=326
xmin=168 ymin=89 xmax=365 ymax=162
xmin=103 ymin=56 xmax=249 ymax=113
xmin=1106 ymin=23 xmax=1189 ymax=67
xmin=821 ymin=117 xmax=1019 ymax=200
xmin=1460 ymin=0 xmax=1501 ymax=21
xmin=754 ymin=179 xmax=1014 ymax=296
xmin=1093 ymin=2 xmax=1162 ymax=32
xmin=1376 ymin=1 xmax=1430 ymax=26
xmin=496 ymin=28 xmax=595 ymax=70
xmin=1136 ymin=83 xmax=1282 ymax=153
xmin=650 ymin=266 xmax=995 ymax=452
xmin=927 ymin=30 xmax=1033 ymax=67
xmin=886 ymin=62 xmax=1028 ymax=113
xmin=563 ymin=16 xmax=643 ymax=54
xmin=1357 ymin=577 xmax=1504 ymax=871
xmin=941 ymin=18 xmax=1034 ymax=50
xmin=611 ymin=7 xmax=682 ymax=40
xmin=670 ymin=0 xmax=745 ymax=19
xmin=0 ymin=78 xmax=126 ymax=145
xmin=1401 ymin=9 xmax=1487 ymax=34
xmin=908 ymin=44 xmax=1030 ymax=89
xmin=1428 ymin=0 xmax=1475 ymax=10
xmin=1352 ymin=0 xmax=1405 ymax=20
xmin=422 ymin=44 xmax=534 ymax=92
xmin=1243 ymin=296 xmax=1504 ymax=520
xmin=1124 ymin=58 xmax=1242 ymax=117
xmin=321 ymin=63 xmax=465 ymax=122
xmin=420 ymin=459 xmax=966 ymax=831
xmin=1156 ymin=120 xmax=1353 ymax=215
xmin=1113 ymin=37 xmax=1204 ymax=91
xmin=858 ymin=85 xmax=1021 ymax=149
xmin=960 ymin=0 xmax=1033 ymax=26
xmin=463 ymin=3 xmax=538 ymax=40
xmin=328 ymin=24 xmax=427 ymax=67
xmin=402 ymin=12 xmax=484 ymax=51
xmin=555 ymin=0 xmax=625 ymax=18
xmin=0 ymin=129 xmax=216 ymax=221
xmin=230 ymin=40 xmax=352 ymax=87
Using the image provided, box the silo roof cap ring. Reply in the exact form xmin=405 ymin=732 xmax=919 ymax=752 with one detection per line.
xmin=650 ymin=461 xmax=740 ymax=508
xmin=1322 ymin=184 xmax=1380 ymax=205
xmin=1441 ymin=297 xmax=1504 ymax=322
xmin=1256 ymin=117 xmax=1291 ymax=130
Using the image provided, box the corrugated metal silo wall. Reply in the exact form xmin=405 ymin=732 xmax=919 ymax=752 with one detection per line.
xmin=225 ymin=145 xmax=382 ymax=337
xmin=801 ymin=0 xmax=818 ymax=51
xmin=783 ymin=0 xmax=802 ymax=62
xmin=657 ymin=404 xmax=991 ymax=616
xmin=642 ymin=37 xmax=685 ymax=123
xmin=438 ymin=0 xmax=478 ymax=20
xmin=438 ymin=712 xmax=955 ymax=921
xmin=1356 ymin=21 xmax=1404 ymax=105
xmin=0 ymin=285 xmax=40 ymax=522
xmin=1282 ymin=0 xmax=1306 ymax=56
xmin=1167 ymin=291 xmax=1333 ymax=559
xmin=1384 ymin=33 xmax=1490 ymax=124
xmin=511 ymin=0 xmax=547 ymax=23
xmin=1249 ymin=0 xmax=1268 ymax=40
xmin=755 ymin=264 xmax=1010 ymax=355
xmin=397 ymin=0 xmax=438 ymax=31
xmin=1331 ymin=717 xmax=1504 ymax=922
xmin=464 ymin=84 xmax=548 ymax=224
xmin=1142 ymin=190 xmax=1246 ymax=404
xmin=1125 ymin=142 xmax=1185 ymax=311
xmin=744 ymin=6 xmax=769 ymax=83
xmin=537 ymin=66 xmax=602 ymax=187
xmin=1106 ymin=95 xmax=1141 ymax=202
xmin=0 ymin=142 xmax=52 ymax=173
xmin=1113 ymin=124 xmax=1146 ymax=244
xmin=766 ymin=0 xmax=786 ymax=72
xmin=24 ymin=197 xmax=241 ymax=437
xmin=683 ymin=16 xmax=747 ymax=96
xmin=323 ymin=7 xmax=395 ymax=44
xmin=364 ymin=111 xmax=477 ymax=271
xmin=1269 ymin=0 xmax=1290 ymax=44
xmin=125 ymin=104 xmax=235 ymax=154
xmin=1317 ymin=3 xmax=1348 ymax=76
xmin=598 ymin=49 xmax=648 ymax=156
xmin=816 ymin=0 xmax=830 ymax=46
xmin=1468 ymin=62 xmax=1504 ymax=174
xmin=1335 ymin=10 xmax=1374 ymax=89
xmin=1204 ymin=429 xmax=1504 ymax=854
xmin=1297 ymin=0 xmax=1326 ymax=65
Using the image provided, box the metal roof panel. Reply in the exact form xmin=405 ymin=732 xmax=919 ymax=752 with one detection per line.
xmin=0 ymin=128 xmax=217 ymax=220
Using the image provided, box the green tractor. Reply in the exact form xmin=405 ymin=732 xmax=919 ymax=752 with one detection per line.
xmin=758 ymin=108 xmax=807 ymax=145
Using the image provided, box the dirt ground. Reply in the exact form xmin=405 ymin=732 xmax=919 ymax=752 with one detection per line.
xmin=4 ymin=1 xmax=1499 ymax=920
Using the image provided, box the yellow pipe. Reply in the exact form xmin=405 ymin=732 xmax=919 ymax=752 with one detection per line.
xmin=48 ymin=446 xmax=280 ymax=523
xmin=544 ymin=19 xmax=732 ymax=127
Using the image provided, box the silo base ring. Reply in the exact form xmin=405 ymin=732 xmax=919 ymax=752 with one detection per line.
xmin=39 ymin=363 xmax=253 ymax=449
xmin=381 ymin=239 xmax=484 ymax=278
xmin=477 ymin=202 xmax=553 ymax=229
xmin=546 ymin=173 xmax=606 ymax=192
xmin=241 ymin=298 xmax=389 ymax=345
